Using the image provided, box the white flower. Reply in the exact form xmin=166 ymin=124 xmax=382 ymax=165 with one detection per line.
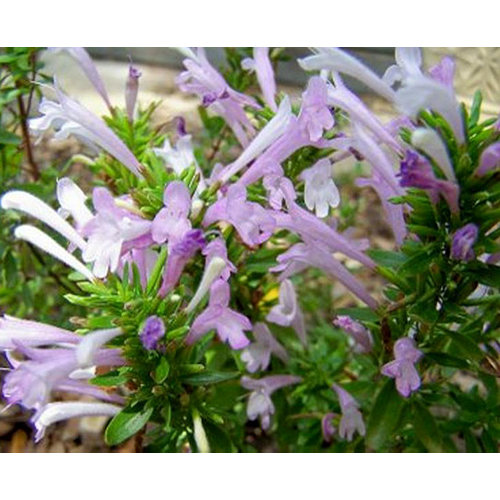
xmin=300 ymin=158 xmax=340 ymax=218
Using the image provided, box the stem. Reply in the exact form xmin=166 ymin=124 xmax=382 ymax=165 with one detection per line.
xmin=206 ymin=126 xmax=228 ymax=163
xmin=15 ymin=82 xmax=40 ymax=181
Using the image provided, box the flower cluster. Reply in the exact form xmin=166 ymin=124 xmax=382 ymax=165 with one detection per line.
xmin=0 ymin=47 xmax=498 ymax=453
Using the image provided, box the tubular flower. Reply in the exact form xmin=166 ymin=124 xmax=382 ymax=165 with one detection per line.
xmin=241 ymin=322 xmax=289 ymax=373
xmin=332 ymin=384 xmax=365 ymax=441
xmin=333 ymin=315 xmax=373 ymax=354
xmin=30 ymin=80 xmax=143 ymax=178
xmin=241 ymin=374 xmax=302 ymax=430
xmin=381 ymin=338 xmax=423 ymax=397
xmin=266 ymin=280 xmax=307 ymax=345
xmin=451 ymin=223 xmax=479 ymax=262
xmin=176 ymin=48 xmax=259 ymax=146
xmin=242 ymin=47 xmax=278 ymax=111
xmin=186 ymin=279 xmax=252 ymax=350
xmin=125 ymin=64 xmax=141 ymax=122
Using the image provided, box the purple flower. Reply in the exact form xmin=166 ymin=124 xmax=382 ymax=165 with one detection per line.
xmin=241 ymin=374 xmax=302 ymax=430
xmin=186 ymin=279 xmax=252 ymax=350
xmin=0 ymin=315 xmax=79 ymax=350
xmin=398 ymin=150 xmax=460 ymax=214
xmin=321 ymin=413 xmax=336 ymax=442
xmin=176 ymin=116 xmax=187 ymax=136
xmin=325 ymin=74 xmax=401 ymax=152
xmin=331 ymin=384 xmax=365 ymax=441
xmin=202 ymin=237 xmax=236 ymax=281
xmin=271 ymin=240 xmax=378 ymax=310
xmin=82 ymin=188 xmax=152 ymax=278
xmin=50 ymin=47 xmax=113 ymax=111
xmin=203 ymin=184 xmax=275 ymax=247
xmin=333 ymin=315 xmax=373 ymax=354
xmin=139 ymin=316 xmax=165 ymax=350
xmin=242 ymin=47 xmax=277 ymax=112
xmin=29 ymin=80 xmax=143 ymax=178
xmin=451 ymin=223 xmax=479 ymax=262
xmin=381 ymin=337 xmax=423 ymax=397
xmin=152 ymin=181 xmax=192 ymax=246
xmin=477 ymin=142 xmax=500 ymax=176
xmin=241 ymin=322 xmax=289 ymax=373
xmin=125 ymin=64 xmax=141 ymax=122
xmin=428 ymin=56 xmax=456 ymax=90
xmin=159 ymin=229 xmax=206 ymax=296
xmin=176 ymin=48 xmax=259 ymax=146
xmin=266 ymin=280 xmax=307 ymax=345
xmin=236 ymin=77 xmax=335 ymax=187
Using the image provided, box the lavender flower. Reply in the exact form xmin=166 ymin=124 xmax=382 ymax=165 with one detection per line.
xmin=125 ymin=65 xmax=141 ymax=122
xmin=152 ymin=181 xmax=192 ymax=246
xmin=82 ymin=188 xmax=152 ymax=278
xmin=202 ymin=237 xmax=236 ymax=281
xmin=241 ymin=374 xmax=302 ymax=430
xmin=186 ymin=279 xmax=251 ymax=350
xmin=321 ymin=413 xmax=336 ymax=443
xmin=383 ymin=47 xmax=422 ymax=86
xmin=242 ymin=47 xmax=278 ymax=111
xmin=30 ymin=80 xmax=143 ymax=178
xmin=333 ymin=315 xmax=373 ymax=354
xmin=33 ymin=402 xmax=121 ymax=442
xmin=451 ymin=223 xmax=479 ymax=262
xmin=50 ymin=47 xmax=112 ymax=111
xmin=139 ymin=316 xmax=165 ymax=350
xmin=381 ymin=338 xmax=423 ymax=397
xmin=300 ymin=158 xmax=340 ymax=218
xmin=270 ymin=240 xmax=377 ymax=309
xmin=332 ymin=384 xmax=365 ymax=441
xmin=203 ymin=184 xmax=275 ymax=247
xmin=428 ymin=56 xmax=456 ymax=90
xmin=398 ymin=150 xmax=460 ymax=214
xmin=241 ymin=322 xmax=289 ymax=373
xmin=176 ymin=48 xmax=259 ymax=146
xmin=477 ymin=142 xmax=500 ymax=176
xmin=266 ymin=280 xmax=307 ymax=345
xmin=56 ymin=177 xmax=93 ymax=231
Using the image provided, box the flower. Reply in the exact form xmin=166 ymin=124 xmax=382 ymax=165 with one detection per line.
xmin=300 ymin=158 xmax=340 ymax=218
xmin=125 ymin=64 xmax=141 ymax=122
xmin=241 ymin=374 xmax=302 ymax=430
xmin=411 ymin=128 xmax=456 ymax=183
xmin=271 ymin=240 xmax=377 ymax=309
xmin=152 ymin=181 xmax=192 ymax=246
xmin=33 ymin=402 xmax=121 ymax=442
xmin=241 ymin=322 xmax=289 ymax=373
xmin=383 ymin=47 xmax=423 ymax=86
xmin=333 ymin=315 xmax=373 ymax=353
xmin=30 ymin=80 xmax=143 ymax=178
xmin=321 ymin=413 xmax=336 ymax=442
xmin=186 ymin=279 xmax=251 ymax=349
xmin=176 ymin=48 xmax=259 ymax=146
xmin=298 ymin=48 xmax=395 ymax=102
xmin=451 ymin=223 xmax=479 ymax=262
xmin=217 ymin=96 xmax=292 ymax=183
xmin=139 ymin=316 xmax=165 ymax=350
xmin=202 ymin=237 xmax=236 ymax=281
xmin=331 ymin=384 xmax=365 ymax=441
xmin=203 ymin=184 xmax=275 ymax=247
xmin=398 ymin=150 xmax=460 ymax=214
xmin=82 ymin=188 xmax=152 ymax=278
xmin=266 ymin=280 xmax=307 ymax=345
xmin=381 ymin=338 xmax=423 ymax=397
xmin=56 ymin=177 xmax=93 ymax=231
xmin=242 ymin=47 xmax=277 ymax=111
xmin=50 ymin=47 xmax=112 ymax=111
xmin=428 ymin=56 xmax=456 ymax=90
xmin=477 ymin=142 xmax=500 ymax=176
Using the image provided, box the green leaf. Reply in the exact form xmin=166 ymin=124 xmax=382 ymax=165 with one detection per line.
xmin=335 ymin=307 xmax=378 ymax=322
xmin=465 ymin=264 xmax=500 ymax=288
xmin=366 ymin=379 xmax=406 ymax=450
xmin=182 ymin=370 xmax=239 ymax=386
xmin=153 ymin=357 xmax=170 ymax=384
xmin=91 ymin=371 xmax=129 ymax=387
xmin=425 ymin=352 xmax=470 ymax=370
xmin=366 ymin=249 xmax=407 ymax=269
xmin=0 ymin=129 xmax=21 ymax=145
xmin=105 ymin=406 xmax=154 ymax=446
xmin=413 ymin=402 xmax=444 ymax=452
